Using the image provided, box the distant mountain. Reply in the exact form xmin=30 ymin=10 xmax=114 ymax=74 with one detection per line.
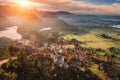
xmin=0 ymin=5 xmax=73 ymax=18
xmin=0 ymin=5 xmax=79 ymax=42
xmin=0 ymin=15 xmax=14 ymax=30
xmin=34 ymin=9 xmax=73 ymax=17
xmin=44 ymin=11 xmax=73 ymax=15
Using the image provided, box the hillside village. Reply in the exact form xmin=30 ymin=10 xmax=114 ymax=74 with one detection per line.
xmin=0 ymin=37 xmax=120 ymax=80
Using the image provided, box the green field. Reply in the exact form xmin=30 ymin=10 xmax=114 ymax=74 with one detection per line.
xmin=62 ymin=28 xmax=120 ymax=49
xmin=62 ymin=28 xmax=120 ymax=80
xmin=89 ymin=64 xmax=108 ymax=80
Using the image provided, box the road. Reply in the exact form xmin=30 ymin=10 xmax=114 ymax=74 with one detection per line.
xmin=0 ymin=57 xmax=16 ymax=66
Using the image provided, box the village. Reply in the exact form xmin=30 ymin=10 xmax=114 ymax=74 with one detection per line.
xmin=11 ymin=38 xmax=98 ymax=72
xmin=0 ymin=37 xmax=119 ymax=80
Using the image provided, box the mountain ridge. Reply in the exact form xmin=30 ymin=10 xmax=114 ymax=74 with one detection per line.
xmin=0 ymin=4 xmax=79 ymax=42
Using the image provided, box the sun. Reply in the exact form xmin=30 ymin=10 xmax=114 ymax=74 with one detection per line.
xmin=18 ymin=0 xmax=29 ymax=6
xmin=9 ymin=0 xmax=41 ymax=8
xmin=14 ymin=0 xmax=31 ymax=7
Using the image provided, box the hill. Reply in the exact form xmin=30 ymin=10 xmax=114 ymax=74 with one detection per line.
xmin=0 ymin=5 xmax=79 ymax=42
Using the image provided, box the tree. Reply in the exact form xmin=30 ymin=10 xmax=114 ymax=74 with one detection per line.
xmin=1 ymin=51 xmax=53 ymax=80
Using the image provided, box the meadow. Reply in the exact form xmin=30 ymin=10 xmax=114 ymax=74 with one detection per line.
xmin=62 ymin=28 xmax=120 ymax=80
xmin=62 ymin=28 xmax=120 ymax=49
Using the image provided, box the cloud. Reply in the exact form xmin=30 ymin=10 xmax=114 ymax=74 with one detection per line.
xmin=116 ymin=0 xmax=120 ymax=1
xmin=0 ymin=0 xmax=120 ymax=15
xmin=34 ymin=0 xmax=120 ymax=15
xmin=113 ymin=2 xmax=120 ymax=6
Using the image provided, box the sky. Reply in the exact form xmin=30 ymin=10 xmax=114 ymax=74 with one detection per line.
xmin=0 ymin=0 xmax=120 ymax=15
xmin=75 ymin=0 xmax=120 ymax=5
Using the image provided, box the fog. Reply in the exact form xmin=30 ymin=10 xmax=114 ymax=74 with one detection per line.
xmin=0 ymin=26 xmax=22 ymax=40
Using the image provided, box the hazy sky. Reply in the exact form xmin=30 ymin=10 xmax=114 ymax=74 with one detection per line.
xmin=0 ymin=0 xmax=120 ymax=15
xmin=75 ymin=0 xmax=120 ymax=4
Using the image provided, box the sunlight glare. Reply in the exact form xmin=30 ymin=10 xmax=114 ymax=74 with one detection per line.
xmin=19 ymin=0 xmax=29 ymax=6
xmin=14 ymin=0 xmax=31 ymax=7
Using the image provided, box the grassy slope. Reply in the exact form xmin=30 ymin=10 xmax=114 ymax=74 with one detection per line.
xmin=63 ymin=28 xmax=120 ymax=49
xmin=62 ymin=28 xmax=120 ymax=80
xmin=89 ymin=64 xmax=107 ymax=80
